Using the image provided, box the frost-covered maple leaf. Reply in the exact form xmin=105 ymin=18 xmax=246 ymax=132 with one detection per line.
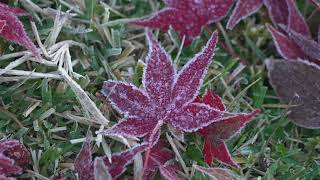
xmin=101 ymin=31 xmax=234 ymax=146
xmin=143 ymin=140 xmax=179 ymax=180
xmin=130 ymin=0 xmax=233 ymax=45
xmin=227 ymin=0 xmax=312 ymax=32
xmin=265 ymin=0 xmax=320 ymax=63
xmin=194 ymin=91 xmax=260 ymax=168
xmin=226 ymin=0 xmax=263 ymax=30
xmin=0 ymin=2 xmax=38 ymax=55
xmin=0 ymin=140 xmax=30 ymax=179
xmin=74 ymin=135 xmax=148 ymax=180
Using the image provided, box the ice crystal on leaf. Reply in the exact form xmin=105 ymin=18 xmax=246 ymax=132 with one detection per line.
xmin=101 ymin=31 xmax=232 ymax=146
xmin=130 ymin=0 xmax=233 ymax=46
xmin=194 ymin=91 xmax=260 ymax=168
xmin=143 ymin=140 xmax=179 ymax=180
xmin=0 ymin=140 xmax=30 ymax=179
xmin=74 ymin=135 xmax=148 ymax=180
xmin=0 ymin=2 xmax=38 ymax=55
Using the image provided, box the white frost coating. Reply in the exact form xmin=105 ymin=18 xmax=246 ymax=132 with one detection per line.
xmin=227 ymin=0 xmax=263 ymax=30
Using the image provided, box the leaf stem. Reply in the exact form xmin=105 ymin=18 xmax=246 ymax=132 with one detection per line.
xmin=140 ymin=120 xmax=163 ymax=180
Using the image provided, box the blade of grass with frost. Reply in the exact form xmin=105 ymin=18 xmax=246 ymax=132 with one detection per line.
xmin=59 ymin=68 xmax=109 ymax=125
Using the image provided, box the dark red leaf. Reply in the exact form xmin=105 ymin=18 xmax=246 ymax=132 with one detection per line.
xmin=264 ymin=0 xmax=289 ymax=26
xmin=266 ymin=59 xmax=320 ymax=128
xmin=195 ymin=91 xmax=260 ymax=167
xmin=0 ymin=154 xmax=22 ymax=176
xmin=0 ymin=140 xmax=29 ymax=179
xmin=74 ymin=136 xmax=94 ymax=180
xmin=203 ymin=138 xmax=239 ymax=168
xmin=227 ymin=0 xmax=263 ymax=30
xmin=130 ymin=0 xmax=233 ymax=45
xmin=102 ymin=143 xmax=148 ymax=178
xmin=101 ymin=31 xmax=222 ymax=145
xmin=285 ymin=0 xmax=310 ymax=37
xmin=0 ymin=2 xmax=38 ymax=55
xmin=267 ymin=24 xmax=306 ymax=60
xmin=74 ymin=135 xmax=148 ymax=180
xmin=143 ymin=141 xmax=178 ymax=180
xmin=289 ymin=31 xmax=320 ymax=61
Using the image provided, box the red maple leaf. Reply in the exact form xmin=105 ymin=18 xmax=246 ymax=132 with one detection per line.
xmin=266 ymin=0 xmax=320 ymax=63
xmin=129 ymin=0 xmax=233 ymax=45
xmin=74 ymin=135 xmax=148 ymax=180
xmin=101 ymin=31 xmax=233 ymax=146
xmin=0 ymin=140 xmax=30 ymax=179
xmin=194 ymin=91 xmax=260 ymax=168
xmin=227 ymin=0 xmax=312 ymax=34
xmin=227 ymin=0 xmax=263 ymax=30
xmin=0 ymin=2 xmax=38 ymax=55
xmin=143 ymin=140 xmax=179 ymax=180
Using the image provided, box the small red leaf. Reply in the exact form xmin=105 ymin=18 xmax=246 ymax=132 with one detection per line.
xmin=0 ymin=140 xmax=29 ymax=179
xmin=74 ymin=135 xmax=148 ymax=180
xmin=195 ymin=91 xmax=260 ymax=167
xmin=130 ymin=0 xmax=232 ymax=45
xmin=74 ymin=136 xmax=94 ymax=180
xmin=203 ymin=138 xmax=239 ymax=168
xmin=103 ymin=143 xmax=148 ymax=178
xmin=267 ymin=24 xmax=306 ymax=60
xmin=143 ymin=140 xmax=178 ymax=180
xmin=0 ymin=2 xmax=38 ymax=55
xmin=227 ymin=0 xmax=263 ymax=30
xmin=0 ymin=154 xmax=22 ymax=176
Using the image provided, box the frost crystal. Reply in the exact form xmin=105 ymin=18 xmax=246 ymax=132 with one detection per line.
xmin=101 ymin=31 xmax=227 ymax=145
